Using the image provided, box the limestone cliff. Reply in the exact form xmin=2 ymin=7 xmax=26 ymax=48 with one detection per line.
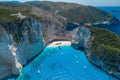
xmin=71 ymin=26 xmax=120 ymax=79
xmin=41 ymin=21 xmax=71 ymax=44
xmin=0 ymin=18 xmax=44 ymax=79
xmin=0 ymin=1 xmax=120 ymax=79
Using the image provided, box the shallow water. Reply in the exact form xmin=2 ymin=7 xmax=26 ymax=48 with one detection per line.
xmin=15 ymin=46 xmax=117 ymax=80
xmin=8 ymin=7 xmax=120 ymax=80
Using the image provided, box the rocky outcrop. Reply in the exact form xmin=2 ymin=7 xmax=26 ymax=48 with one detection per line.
xmin=71 ymin=26 xmax=120 ymax=79
xmin=41 ymin=21 xmax=71 ymax=44
xmin=0 ymin=1 xmax=120 ymax=79
xmin=0 ymin=18 xmax=44 ymax=79
xmin=71 ymin=26 xmax=93 ymax=50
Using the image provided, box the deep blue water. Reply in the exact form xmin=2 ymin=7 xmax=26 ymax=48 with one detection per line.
xmin=97 ymin=6 xmax=120 ymax=20
xmin=96 ymin=6 xmax=120 ymax=35
xmin=15 ymin=46 xmax=117 ymax=80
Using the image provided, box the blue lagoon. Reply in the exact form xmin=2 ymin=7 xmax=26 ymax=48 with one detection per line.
xmin=16 ymin=41 xmax=117 ymax=80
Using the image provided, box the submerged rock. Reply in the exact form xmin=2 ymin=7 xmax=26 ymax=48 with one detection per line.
xmin=0 ymin=18 xmax=45 ymax=79
xmin=71 ymin=26 xmax=120 ymax=79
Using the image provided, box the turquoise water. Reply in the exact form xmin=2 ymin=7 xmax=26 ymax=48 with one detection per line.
xmin=15 ymin=45 xmax=117 ymax=80
xmin=9 ymin=6 xmax=120 ymax=80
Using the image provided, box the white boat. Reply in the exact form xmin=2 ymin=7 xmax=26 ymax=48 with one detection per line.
xmin=38 ymin=70 xmax=41 ymax=74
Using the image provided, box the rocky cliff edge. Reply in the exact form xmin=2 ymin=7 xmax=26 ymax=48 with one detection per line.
xmin=71 ymin=26 xmax=120 ymax=79
xmin=0 ymin=18 xmax=45 ymax=79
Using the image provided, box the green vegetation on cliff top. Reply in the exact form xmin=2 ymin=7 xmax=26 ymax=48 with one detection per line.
xmin=0 ymin=8 xmax=19 ymax=22
xmin=26 ymin=1 xmax=115 ymax=23
xmin=0 ymin=1 xmax=118 ymax=23
xmin=0 ymin=8 xmax=44 ymax=22
xmin=89 ymin=27 xmax=120 ymax=72
xmin=90 ymin=27 xmax=120 ymax=55
xmin=59 ymin=6 xmax=114 ymax=23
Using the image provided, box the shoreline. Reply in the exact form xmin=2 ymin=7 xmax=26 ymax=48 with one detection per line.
xmin=47 ymin=41 xmax=71 ymax=47
xmin=3 ymin=41 xmax=71 ymax=80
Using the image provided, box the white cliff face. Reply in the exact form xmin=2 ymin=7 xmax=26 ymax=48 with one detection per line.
xmin=22 ymin=19 xmax=45 ymax=60
xmin=0 ymin=26 xmax=14 ymax=79
xmin=0 ymin=18 xmax=45 ymax=79
xmin=8 ymin=45 xmax=22 ymax=75
xmin=71 ymin=26 xmax=93 ymax=50
xmin=71 ymin=26 xmax=120 ymax=79
xmin=71 ymin=26 xmax=94 ymax=66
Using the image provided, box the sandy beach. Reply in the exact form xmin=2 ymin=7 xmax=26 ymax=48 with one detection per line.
xmin=47 ymin=41 xmax=71 ymax=47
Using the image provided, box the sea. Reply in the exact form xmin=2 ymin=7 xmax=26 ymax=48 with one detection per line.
xmin=95 ymin=6 xmax=120 ymax=35
xmin=8 ymin=6 xmax=120 ymax=80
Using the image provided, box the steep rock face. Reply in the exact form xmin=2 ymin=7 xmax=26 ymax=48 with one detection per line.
xmin=0 ymin=1 xmax=120 ymax=79
xmin=71 ymin=26 xmax=92 ymax=50
xmin=0 ymin=26 xmax=15 ymax=79
xmin=0 ymin=18 xmax=44 ymax=79
xmin=41 ymin=21 xmax=71 ymax=44
xmin=71 ymin=26 xmax=120 ymax=79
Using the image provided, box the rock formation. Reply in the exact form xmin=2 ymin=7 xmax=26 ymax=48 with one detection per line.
xmin=0 ymin=1 xmax=120 ymax=79
xmin=71 ymin=26 xmax=120 ymax=79
xmin=0 ymin=18 xmax=44 ymax=79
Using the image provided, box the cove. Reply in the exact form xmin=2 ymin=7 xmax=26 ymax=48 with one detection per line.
xmin=14 ymin=42 xmax=117 ymax=80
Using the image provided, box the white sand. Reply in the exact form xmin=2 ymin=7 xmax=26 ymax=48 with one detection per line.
xmin=47 ymin=41 xmax=71 ymax=47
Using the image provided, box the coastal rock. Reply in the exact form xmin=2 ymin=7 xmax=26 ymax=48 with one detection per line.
xmin=41 ymin=21 xmax=71 ymax=44
xmin=0 ymin=18 xmax=44 ymax=79
xmin=71 ymin=26 xmax=92 ymax=50
xmin=0 ymin=1 xmax=120 ymax=79
xmin=71 ymin=26 xmax=120 ymax=79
